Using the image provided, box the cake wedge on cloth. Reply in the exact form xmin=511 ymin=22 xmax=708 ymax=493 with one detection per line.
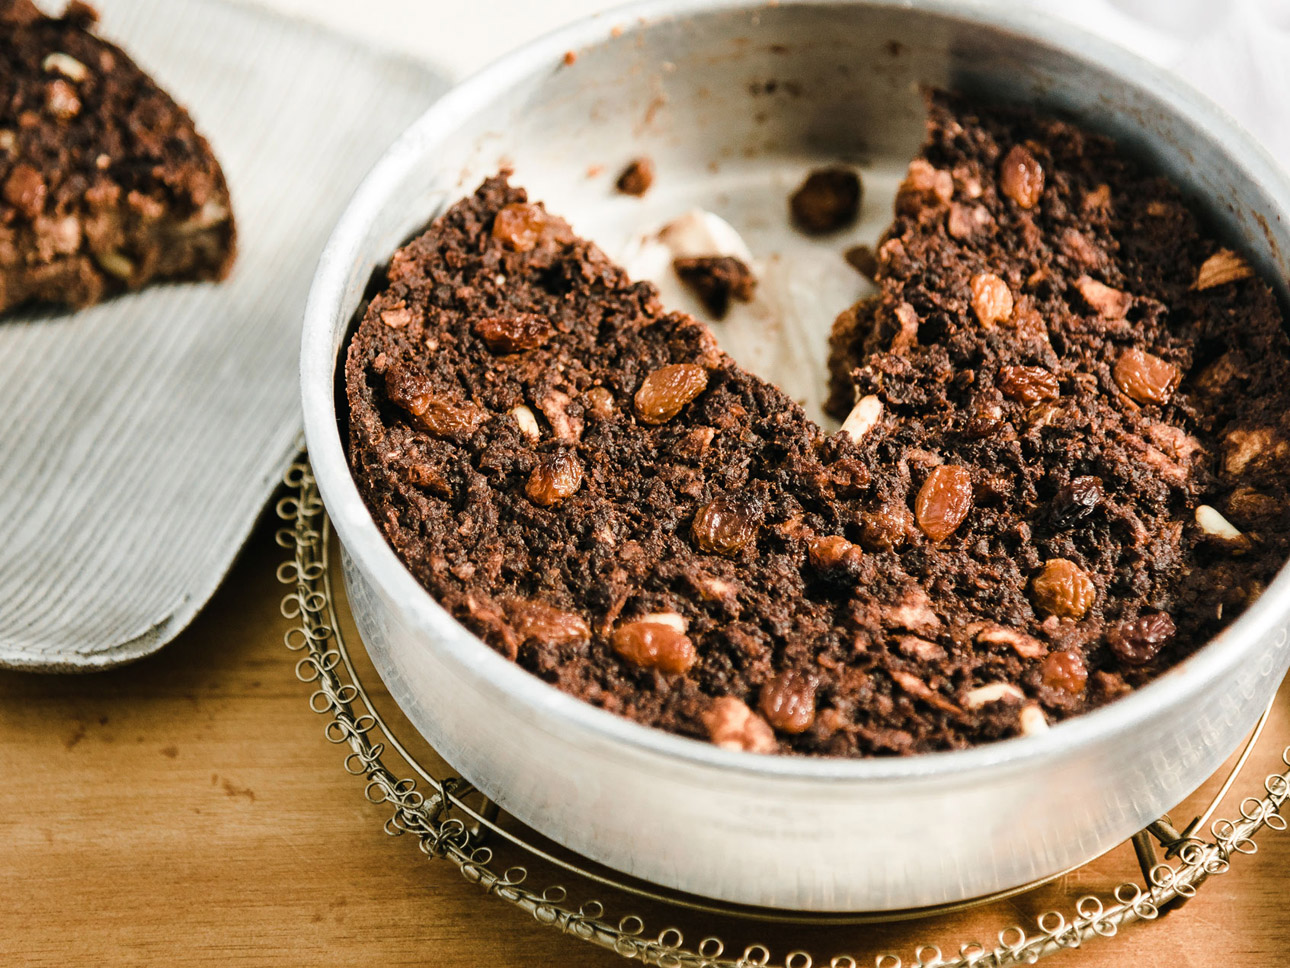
xmin=0 ymin=0 xmax=234 ymax=314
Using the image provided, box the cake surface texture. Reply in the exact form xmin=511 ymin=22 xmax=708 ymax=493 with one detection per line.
xmin=345 ymin=93 xmax=1290 ymax=758
xmin=0 ymin=0 xmax=235 ymax=314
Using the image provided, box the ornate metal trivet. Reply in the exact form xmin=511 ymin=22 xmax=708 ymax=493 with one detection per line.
xmin=276 ymin=459 xmax=1289 ymax=966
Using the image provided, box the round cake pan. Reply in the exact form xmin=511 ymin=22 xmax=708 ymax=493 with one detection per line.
xmin=301 ymin=0 xmax=1290 ymax=911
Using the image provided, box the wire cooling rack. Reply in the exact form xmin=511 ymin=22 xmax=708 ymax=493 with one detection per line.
xmin=275 ymin=458 xmax=1289 ymax=966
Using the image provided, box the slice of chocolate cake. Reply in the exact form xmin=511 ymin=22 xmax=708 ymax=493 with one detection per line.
xmin=0 ymin=0 xmax=235 ymax=314
xmin=347 ymin=92 xmax=1290 ymax=757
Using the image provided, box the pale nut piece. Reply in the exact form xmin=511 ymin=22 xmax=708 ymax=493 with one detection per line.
xmin=510 ymin=404 xmax=541 ymax=442
xmin=637 ymin=610 xmax=688 ymax=633
xmin=702 ymin=697 xmax=776 ymax=753
xmin=380 ymin=306 xmax=414 ymax=329
xmin=612 ymin=618 xmax=696 ymax=674
xmin=1031 ymin=558 xmax=1096 ymax=620
xmin=915 ymin=465 xmax=974 ymax=542
xmin=969 ymin=272 xmax=1013 ymax=327
xmin=583 ymin=386 xmax=615 ymax=420
xmin=838 ymin=394 xmax=883 ymax=442
xmin=1074 ymin=275 xmax=1132 ymax=319
xmin=999 ymin=144 xmax=1044 ymax=209
xmin=972 ymin=622 xmax=1047 ymax=659
xmin=42 ymin=52 xmax=89 ymax=82
xmin=506 ymin=599 xmax=591 ymax=646
xmin=1113 ymin=348 xmax=1180 ymax=406
xmin=964 ymin=681 xmax=1025 ymax=710
xmin=1019 ymin=704 xmax=1050 ymax=736
xmin=1193 ymin=249 xmax=1254 ymax=290
xmin=1195 ymin=504 xmax=1242 ymax=540
xmin=634 ymin=363 xmax=709 ymax=424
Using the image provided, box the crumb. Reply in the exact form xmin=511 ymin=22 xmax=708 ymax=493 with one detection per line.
xmin=790 ymin=167 xmax=862 ymax=235
xmin=673 ymin=255 xmax=756 ymax=319
xmin=615 ymin=157 xmax=655 ymax=197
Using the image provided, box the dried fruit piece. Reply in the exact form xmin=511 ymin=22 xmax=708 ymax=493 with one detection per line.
xmin=807 ymin=535 xmax=863 ymax=581
xmin=383 ymin=366 xmax=484 ymax=440
xmin=999 ymin=144 xmax=1044 ymax=209
xmin=634 ymin=363 xmax=709 ymax=424
xmin=507 ymin=599 xmax=590 ymax=646
xmin=612 ymin=618 xmax=696 ymax=674
xmin=474 ymin=312 xmax=553 ymax=353
xmin=790 ymin=167 xmax=862 ymax=234
xmin=491 ymin=202 xmax=567 ymax=251
xmin=1031 ymin=558 xmax=1095 ymax=620
xmin=998 ymin=364 xmax=1059 ymax=405
xmin=759 ymin=670 xmax=817 ymax=733
xmin=615 ymin=157 xmax=655 ymax=197
xmin=964 ymin=681 xmax=1024 ymax=709
xmin=1113 ymin=348 xmax=1180 ymax=405
xmin=970 ymin=272 xmax=1013 ymax=327
xmin=915 ymin=465 xmax=974 ymax=542
xmin=526 ymin=449 xmax=583 ymax=506
xmin=838 ymin=394 xmax=882 ymax=442
xmin=1107 ymin=612 xmax=1176 ymax=666
xmin=702 ymin=697 xmax=776 ymax=753
xmin=1194 ymin=249 xmax=1253 ymax=290
xmin=1041 ymin=650 xmax=1088 ymax=696
xmin=692 ymin=495 xmax=761 ymax=556
xmin=860 ymin=500 xmax=914 ymax=551
xmin=1074 ymin=275 xmax=1132 ymax=319
xmin=1051 ymin=476 xmax=1103 ymax=529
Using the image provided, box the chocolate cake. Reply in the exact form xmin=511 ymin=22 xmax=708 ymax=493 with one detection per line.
xmin=345 ymin=93 xmax=1290 ymax=758
xmin=0 ymin=0 xmax=235 ymax=315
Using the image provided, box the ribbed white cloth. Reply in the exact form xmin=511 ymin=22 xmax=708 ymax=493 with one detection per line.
xmin=0 ymin=0 xmax=444 ymax=670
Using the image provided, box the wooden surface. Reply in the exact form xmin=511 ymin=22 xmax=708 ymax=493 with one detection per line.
xmin=2 ymin=507 xmax=1289 ymax=966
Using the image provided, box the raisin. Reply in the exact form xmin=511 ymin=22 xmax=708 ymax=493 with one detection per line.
xmin=759 ymin=670 xmax=817 ymax=734
xmin=692 ymin=495 xmax=760 ymax=556
xmin=634 ymin=363 xmax=709 ymax=424
xmin=1051 ymin=476 xmax=1104 ymax=529
xmin=1031 ymin=558 xmax=1095 ymax=620
xmin=999 ymin=144 xmax=1044 ymax=209
xmin=612 ymin=619 xmax=696 ymax=675
xmin=1041 ymin=650 xmax=1088 ymax=696
xmin=1114 ymin=348 xmax=1180 ymax=405
xmin=491 ymin=202 xmax=566 ymax=251
xmin=383 ymin=365 xmax=484 ymax=441
xmin=915 ymin=465 xmax=974 ymax=542
xmin=473 ymin=312 xmax=553 ymax=353
xmin=998 ymin=365 xmax=1060 ymax=405
xmin=526 ymin=449 xmax=583 ymax=506
xmin=807 ymin=535 xmax=862 ymax=575
xmin=506 ymin=599 xmax=590 ymax=646
xmin=1107 ymin=612 xmax=1176 ymax=666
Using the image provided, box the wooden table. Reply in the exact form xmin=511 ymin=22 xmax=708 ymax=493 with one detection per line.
xmin=3 ymin=506 xmax=1288 ymax=966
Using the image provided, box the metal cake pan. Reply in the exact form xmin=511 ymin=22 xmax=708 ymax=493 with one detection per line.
xmin=301 ymin=0 xmax=1290 ymax=911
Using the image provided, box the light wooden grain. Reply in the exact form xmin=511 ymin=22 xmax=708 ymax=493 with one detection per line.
xmin=2 ymin=513 xmax=1287 ymax=966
